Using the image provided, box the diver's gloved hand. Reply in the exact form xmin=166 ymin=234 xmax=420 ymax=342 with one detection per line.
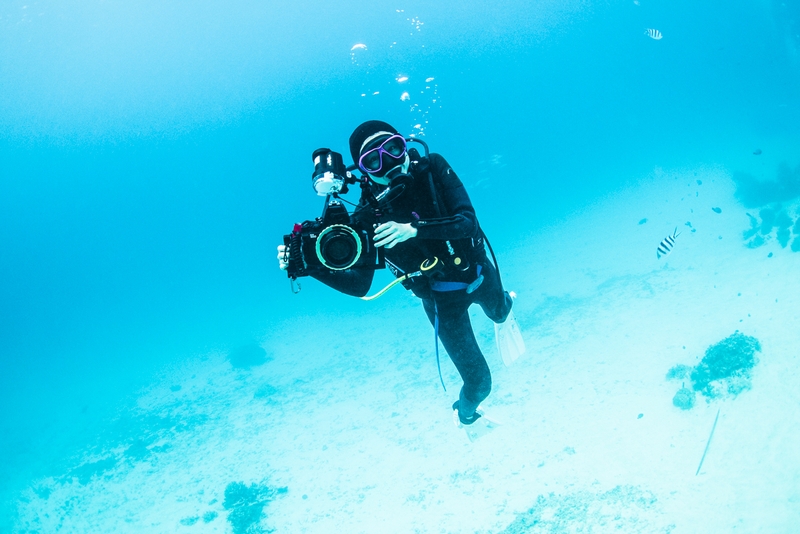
xmin=277 ymin=244 xmax=290 ymax=270
xmin=374 ymin=221 xmax=418 ymax=249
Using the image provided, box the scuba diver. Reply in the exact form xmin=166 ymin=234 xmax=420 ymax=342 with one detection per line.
xmin=277 ymin=120 xmax=525 ymax=441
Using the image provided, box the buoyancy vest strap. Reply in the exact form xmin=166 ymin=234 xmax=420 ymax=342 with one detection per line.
xmin=429 ymin=265 xmax=483 ymax=293
xmin=426 ymin=165 xmax=442 ymax=218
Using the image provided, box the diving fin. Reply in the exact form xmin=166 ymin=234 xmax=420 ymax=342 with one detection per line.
xmin=495 ymin=309 xmax=526 ymax=367
xmin=452 ymin=407 xmax=501 ymax=442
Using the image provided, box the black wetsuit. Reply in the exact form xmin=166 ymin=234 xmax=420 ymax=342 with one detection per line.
xmin=311 ymin=153 xmax=513 ymax=421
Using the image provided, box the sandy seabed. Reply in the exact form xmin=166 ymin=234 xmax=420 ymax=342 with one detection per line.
xmin=14 ymin=165 xmax=800 ymax=533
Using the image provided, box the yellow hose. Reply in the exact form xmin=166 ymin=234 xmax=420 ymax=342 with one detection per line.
xmin=359 ymin=256 xmax=438 ymax=301
xmin=361 ymin=273 xmax=418 ymax=300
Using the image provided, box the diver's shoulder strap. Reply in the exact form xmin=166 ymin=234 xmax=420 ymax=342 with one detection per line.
xmin=408 ymin=150 xmax=443 ymax=218
xmin=408 ymin=148 xmax=431 ymax=175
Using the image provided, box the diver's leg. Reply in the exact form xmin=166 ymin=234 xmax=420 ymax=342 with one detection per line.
xmin=474 ymin=261 xmax=513 ymax=324
xmin=422 ymin=297 xmax=491 ymax=421
xmin=421 ymin=297 xmax=437 ymax=324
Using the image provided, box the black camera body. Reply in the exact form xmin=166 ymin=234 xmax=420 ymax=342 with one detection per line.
xmin=283 ymin=142 xmax=426 ymax=282
xmin=283 ymin=195 xmax=384 ymax=280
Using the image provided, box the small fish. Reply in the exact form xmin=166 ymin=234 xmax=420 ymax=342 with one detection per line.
xmin=645 ymin=28 xmax=663 ymax=40
xmin=657 ymin=227 xmax=680 ymax=259
xmin=753 ymin=148 xmax=762 ymax=155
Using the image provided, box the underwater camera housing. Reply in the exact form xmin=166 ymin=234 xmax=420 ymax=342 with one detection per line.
xmin=283 ymin=148 xmax=383 ymax=279
xmin=283 ymin=196 xmax=383 ymax=279
xmin=283 ymin=140 xmax=429 ymax=281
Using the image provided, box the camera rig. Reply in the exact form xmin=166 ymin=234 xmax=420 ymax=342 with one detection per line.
xmin=282 ymin=138 xmax=430 ymax=291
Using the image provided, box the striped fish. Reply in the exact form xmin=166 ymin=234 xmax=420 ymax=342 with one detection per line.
xmin=645 ymin=28 xmax=663 ymax=40
xmin=657 ymin=227 xmax=680 ymax=259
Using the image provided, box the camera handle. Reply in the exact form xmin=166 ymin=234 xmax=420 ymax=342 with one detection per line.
xmin=285 ymin=223 xmax=305 ymax=292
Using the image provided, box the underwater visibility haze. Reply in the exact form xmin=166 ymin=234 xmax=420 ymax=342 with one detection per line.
xmin=1 ymin=0 xmax=799 ymax=531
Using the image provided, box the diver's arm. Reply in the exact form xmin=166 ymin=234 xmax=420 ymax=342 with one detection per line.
xmin=309 ymin=267 xmax=375 ymax=298
xmin=410 ymin=153 xmax=480 ymax=240
xmin=278 ymin=243 xmax=374 ymax=297
xmin=411 ymin=211 xmax=478 ymax=240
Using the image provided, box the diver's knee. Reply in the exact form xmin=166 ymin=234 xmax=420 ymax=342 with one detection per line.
xmin=477 ymin=373 xmax=492 ymax=399
xmin=489 ymin=293 xmax=513 ymax=323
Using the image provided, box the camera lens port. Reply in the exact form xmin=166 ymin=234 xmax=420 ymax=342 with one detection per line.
xmin=316 ymin=224 xmax=362 ymax=270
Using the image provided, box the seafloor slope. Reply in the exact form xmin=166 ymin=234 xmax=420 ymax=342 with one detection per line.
xmin=14 ymin=164 xmax=800 ymax=533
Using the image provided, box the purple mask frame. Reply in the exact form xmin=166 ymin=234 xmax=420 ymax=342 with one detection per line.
xmin=358 ymin=134 xmax=407 ymax=175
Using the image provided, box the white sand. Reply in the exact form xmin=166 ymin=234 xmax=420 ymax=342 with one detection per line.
xmin=15 ymin=165 xmax=800 ymax=533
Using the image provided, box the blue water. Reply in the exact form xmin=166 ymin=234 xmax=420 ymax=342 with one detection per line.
xmin=1 ymin=0 xmax=798 ymax=530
